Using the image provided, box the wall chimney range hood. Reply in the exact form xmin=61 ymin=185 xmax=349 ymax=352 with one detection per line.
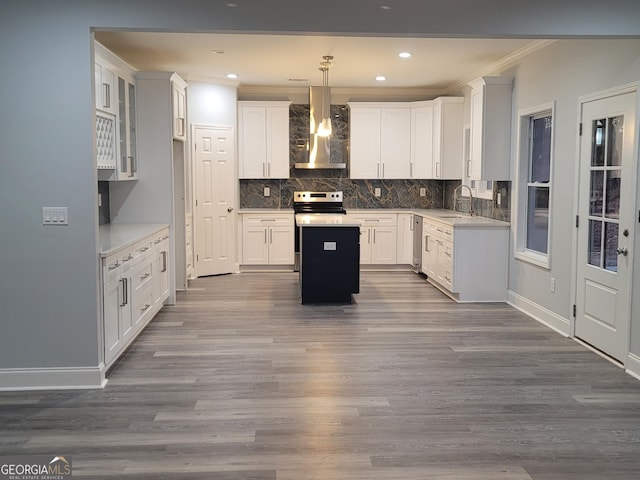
xmin=295 ymin=57 xmax=346 ymax=169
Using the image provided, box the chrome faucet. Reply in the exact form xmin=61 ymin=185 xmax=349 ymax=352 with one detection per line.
xmin=453 ymin=184 xmax=475 ymax=216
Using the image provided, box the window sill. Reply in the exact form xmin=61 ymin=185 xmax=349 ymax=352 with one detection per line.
xmin=515 ymin=250 xmax=550 ymax=269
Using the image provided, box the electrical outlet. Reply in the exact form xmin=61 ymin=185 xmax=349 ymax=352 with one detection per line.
xmin=550 ymin=277 xmax=556 ymax=293
xmin=420 ymin=188 xmax=426 ymax=197
xmin=374 ymin=187 xmax=381 ymax=197
xmin=263 ymin=187 xmax=270 ymax=197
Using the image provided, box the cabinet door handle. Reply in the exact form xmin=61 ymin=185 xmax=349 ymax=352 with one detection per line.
xmin=382 ymin=163 xmax=385 ymax=177
xmin=435 ymin=161 xmax=440 ymax=178
xmin=425 ymin=236 xmax=429 ymax=252
xmin=467 ymin=160 xmax=472 ymax=177
xmin=141 ymin=304 xmax=151 ymax=312
xmin=267 ymin=163 xmax=271 ymax=177
xmin=140 ymin=273 xmax=151 ymax=281
xmin=373 ymin=228 xmax=376 ymax=244
xmin=269 ymin=229 xmax=273 ymax=244
xmin=120 ymin=278 xmax=127 ymax=307
xmin=102 ymin=83 xmax=110 ymax=109
xmin=377 ymin=163 xmax=380 ymax=178
xmin=368 ymin=229 xmax=371 ymax=244
xmin=128 ymin=156 xmax=136 ymax=177
xmin=410 ymin=163 xmax=413 ymax=177
xmin=263 ymin=162 xmax=266 ymax=177
xmin=264 ymin=229 xmax=268 ymax=244
xmin=161 ymin=251 xmax=167 ymax=273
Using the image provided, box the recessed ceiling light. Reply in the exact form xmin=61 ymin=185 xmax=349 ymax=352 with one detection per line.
xmin=380 ymin=5 xmax=391 ymax=10
xmin=211 ymin=50 xmax=226 ymax=54
xmin=226 ymin=2 xmax=237 ymax=7
xmin=399 ymin=52 xmax=412 ymax=58
xmin=375 ymin=76 xmax=386 ymax=82
xmin=226 ymin=73 xmax=238 ymax=79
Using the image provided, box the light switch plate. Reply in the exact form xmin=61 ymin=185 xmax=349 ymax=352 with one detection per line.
xmin=43 ymin=207 xmax=68 ymax=225
xmin=420 ymin=188 xmax=426 ymax=197
xmin=374 ymin=187 xmax=381 ymax=197
xmin=264 ymin=187 xmax=270 ymax=197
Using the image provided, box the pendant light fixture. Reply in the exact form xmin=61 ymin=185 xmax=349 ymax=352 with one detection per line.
xmin=316 ymin=55 xmax=333 ymax=137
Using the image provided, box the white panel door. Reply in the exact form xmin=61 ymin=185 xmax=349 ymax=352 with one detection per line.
xmin=195 ymin=126 xmax=236 ymax=277
xmin=269 ymin=226 xmax=294 ymax=264
xmin=575 ymin=90 xmax=637 ymax=362
xmin=371 ymin=226 xmax=397 ymax=264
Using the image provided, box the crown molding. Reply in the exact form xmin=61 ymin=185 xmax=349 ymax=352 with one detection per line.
xmin=444 ymin=39 xmax=557 ymax=94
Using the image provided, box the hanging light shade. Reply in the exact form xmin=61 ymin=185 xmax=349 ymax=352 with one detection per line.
xmin=316 ymin=56 xmax=333 ymax=137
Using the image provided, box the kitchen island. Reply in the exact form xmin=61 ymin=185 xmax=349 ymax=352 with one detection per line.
xmin=296 ymin=214 xmax=360 ymax=304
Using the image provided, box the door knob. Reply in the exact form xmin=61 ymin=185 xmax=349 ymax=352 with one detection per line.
xmin=227 ymin=207 xmax=234 ymax=213
xmin=616 ymin=247 xmax=628 ymax=256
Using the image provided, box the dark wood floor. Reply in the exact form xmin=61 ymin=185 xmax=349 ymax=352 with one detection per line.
xmin=2 ymin=271 xmax=640 ymax=479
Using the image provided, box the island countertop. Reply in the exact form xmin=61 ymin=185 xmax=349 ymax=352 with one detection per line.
xmin=295 ymin=214 xmax=361 ymax=227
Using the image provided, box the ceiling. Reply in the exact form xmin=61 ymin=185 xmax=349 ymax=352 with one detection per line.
xmin=95 ymin=31 xmax=538 ymax=91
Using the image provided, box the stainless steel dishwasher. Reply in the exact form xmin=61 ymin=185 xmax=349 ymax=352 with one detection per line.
xmin=412 ymin=214 xmax=423 ymax=274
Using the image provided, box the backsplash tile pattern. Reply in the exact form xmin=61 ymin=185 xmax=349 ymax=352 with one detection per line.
xmin=240 ymin=179 xmax=443 ymax=210
xmin=443 ymin=180 xmax=511 ymax=222
xmin=289 ymin=104 xmax=350 ymax=178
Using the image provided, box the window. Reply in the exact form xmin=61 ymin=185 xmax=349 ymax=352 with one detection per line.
xmin=516 ymin=104 xmax=554 ymax=267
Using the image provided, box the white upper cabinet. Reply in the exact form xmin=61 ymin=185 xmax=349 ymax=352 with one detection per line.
xmin=94 ymin=43 xmax=138 ymax=180
xmin=432 ymin=97 xmax=464 ymax=180
xmin=95 ymin=60 xmax=116 ymax=115
xmin=349 ymin=106 xmax=381 ymax=178
xmin=410 ymin=101 xmax=434 ymax=179
xmin=172 ymin=77 xmax=187 ymax=141
xmin=238 ymin=101 xmax=291 ymax=179
xmin=468 ymin=76 xmax=513 ymax=180
xmin=349 ymin=103 xmax=411 ymax=179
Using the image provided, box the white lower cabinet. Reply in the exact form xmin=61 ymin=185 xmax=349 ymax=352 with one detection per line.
xmin=241 ymin=213 xmax=294 ymax=265
xmin=101 ymin=227 xmax=171 ymax=368
xmin=348 ymin=213 xmax=397 ymax=265
xmin=420 ymin=216 xmax=508 ymax=302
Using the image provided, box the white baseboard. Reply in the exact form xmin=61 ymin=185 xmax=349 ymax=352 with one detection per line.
xmin=507 ymin=290 xmax=571 ymax=337
xmin=626 ymin=353 xmax=640 ymax=380
xmin=0 ymin=365 xmax=107 ymax=391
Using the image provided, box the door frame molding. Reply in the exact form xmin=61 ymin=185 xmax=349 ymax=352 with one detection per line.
xmin=190 ymin=123 xmax=238 ymax=278
xmin=570 ymin=82 xmax=640 ymax=366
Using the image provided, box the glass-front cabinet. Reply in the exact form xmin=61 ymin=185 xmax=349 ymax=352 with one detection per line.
xmin=95 ymin=42 xmax=138 ymax=181
xmin=117 ymin=75 xmax=137 ymax=180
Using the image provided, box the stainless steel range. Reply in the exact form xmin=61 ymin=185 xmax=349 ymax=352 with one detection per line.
xmin=293 ymin=191 xmax=346 ymax=270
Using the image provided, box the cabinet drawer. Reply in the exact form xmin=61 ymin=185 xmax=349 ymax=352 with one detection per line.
xmin=243 ymin=214 xmax=293 ymax=226
xmin=348 ymin=213 xmax=397 ymax=226
xmin=103 ymin=247 xmax=133 ymax=282
xmin=132 ymin=284 xmax=155 ymax=328
xmin=132 ymin=237 xmax=153 ymax=258
xmin=130 ymin=258 xmax=154 ymax=293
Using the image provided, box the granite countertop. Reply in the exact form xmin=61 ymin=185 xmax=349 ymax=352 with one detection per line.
xmin=295 ymin=214 xmax=361 ymax=227
xmin=413 ymin=209 xmax=510 ymax=228
xmin=99 ymin=223 xmax=169 ymax=257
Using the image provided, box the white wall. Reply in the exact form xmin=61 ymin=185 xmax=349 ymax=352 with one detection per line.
xmin=501 ymin=40 xmax=640 ymax=350
xmin=1 ymin=0 xmax=640 ymax=388
xmin=188 ymin=81 xmax=237 ymax=127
